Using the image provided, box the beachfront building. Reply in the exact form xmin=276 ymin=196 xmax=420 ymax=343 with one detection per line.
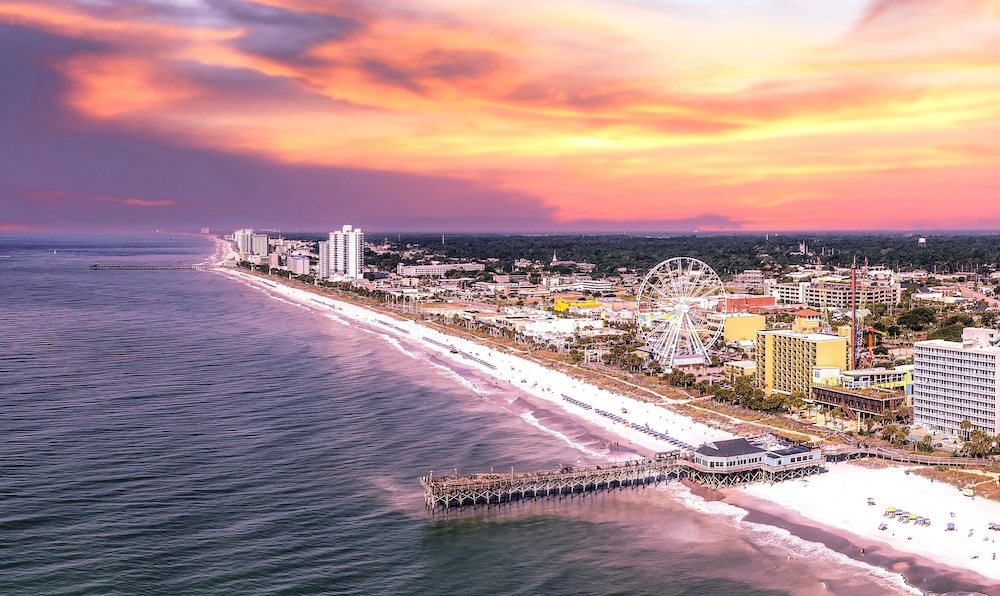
xmin=251 ymin=233 xmax=269 ymax=257
xmin=811 ymin=385 xmax=907 ymax=417
xmin=288 ymin=254 xmax=311 ymax=275
xmin=234 ymin=229 xmax=254 ymax=254
xmin=755 ymin=330 xmax=849 ymax=398
xmin=329 ymin=225 xmax=364 ymax=280
xmin=839 ymin=367 xmax=913 ymax=393
xmin=692 ymin=438 xmax=765 ymax=470
xmin=763 ymin=444 xmax=823 ymax=468
xmin=913 ymin=328 xmax=1000 ymax=436
xmin=318 ymin=241 xmax=330 ymax=279
xmin=690 ymin=438 xmax=822 ymax=475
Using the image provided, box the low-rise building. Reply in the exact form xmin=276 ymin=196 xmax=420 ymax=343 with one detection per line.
xmin=811 ymin=385 xmax=906 ymax=416
xmin=397 ymin=262 xmax=485 ymax=277
xmin=580 ymin=279 xmax=613 ymax=293
xmin=724 ymin=294 xmax=777 ymax=313
xmin=691 ymin=438 xmax=822 ymax=472
xmin=723 ymin=360 xmax=756 ymax=383
xmin=791 ymin=309 xmax=823 ymax=333
xmin=840 ymin=366 xmax=912 ymax=393
xmin=692 ymin=438 xmax=765 ymax=470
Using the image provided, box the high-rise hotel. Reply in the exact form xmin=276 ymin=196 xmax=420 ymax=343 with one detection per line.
xmin=319 ymin=225 xmax=364 ymax=280
xmin=913 ymin=328 xmax=1000 ymax=436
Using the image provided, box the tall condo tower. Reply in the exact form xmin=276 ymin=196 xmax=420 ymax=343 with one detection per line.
xmin=234 ymin=229 xmax=254 ymax=254
xmin=318 ymin=241 xmax=330 ymax=279
xmin=328 ymin=225 xmax=364 ymax=279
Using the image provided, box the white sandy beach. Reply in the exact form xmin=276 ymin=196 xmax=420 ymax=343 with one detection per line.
xmin=208 ymin=235 xmax=1000 ymax=587
xmin=737 ymin=462 xmax=1000 ymax=582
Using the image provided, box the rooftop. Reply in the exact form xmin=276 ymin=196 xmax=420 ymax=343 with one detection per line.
xmin=757 ymin=329 xmax=846 ymax=342
xmin=695 ymin=438 xmax=766 ymax=458
xmin=771 ymin=444 xmax=812 ymax=457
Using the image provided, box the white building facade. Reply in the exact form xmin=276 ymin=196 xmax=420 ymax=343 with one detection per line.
xmin=288 ymin=254 xmax=311 ymax=276
xmin=329 ymin=225 xmax=364 ymax=279
xmin=234 ymin=229 xmax=254 ymax=254
xmin=251 ymin=233 xmax=269 ymax=256
xmin=913 ymin=328 xmax=1000 ymax=436
xmin=318 ymin=241 xmax=330 ymax=279
xmin=396 ymin=262 xmax=484 ymax=277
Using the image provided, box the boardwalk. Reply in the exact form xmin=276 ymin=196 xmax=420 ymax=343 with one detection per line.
xmin=823 ymin=445 xmax=1000 ymax=468
xmin=91 ymin=263 xmax=206 ymax=271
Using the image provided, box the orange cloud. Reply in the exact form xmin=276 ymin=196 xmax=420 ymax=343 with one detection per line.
xmin=4 ymin=0 xmax=1000 ymax=229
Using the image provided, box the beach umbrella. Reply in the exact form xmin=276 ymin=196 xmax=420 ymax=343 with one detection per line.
xmin=887 ymin=506 xmax=897 ymax=512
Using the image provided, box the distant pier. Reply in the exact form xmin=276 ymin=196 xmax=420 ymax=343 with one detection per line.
xmin=90 ymin=263 xmax=207 ymax=270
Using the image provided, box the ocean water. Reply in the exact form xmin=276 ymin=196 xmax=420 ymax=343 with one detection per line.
xmin=0 ymin=233 xmax=964 ymax=595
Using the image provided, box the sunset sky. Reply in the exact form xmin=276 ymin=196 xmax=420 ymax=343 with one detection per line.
xmin=2 ymin=0 xmax=1000 ymax=232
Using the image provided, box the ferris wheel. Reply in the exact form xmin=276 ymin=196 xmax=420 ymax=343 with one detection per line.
xmin=636 ymin=257 xmax=727 ymax=369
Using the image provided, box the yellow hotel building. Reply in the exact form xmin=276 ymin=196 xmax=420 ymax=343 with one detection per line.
xmin=755 ymin=330 xmax=849 ymax=397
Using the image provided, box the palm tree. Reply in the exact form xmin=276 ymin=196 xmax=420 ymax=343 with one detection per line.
xmin=960 ymin=419 xmax=973 ymax=442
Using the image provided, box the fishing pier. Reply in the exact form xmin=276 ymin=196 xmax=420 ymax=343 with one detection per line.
xmin=421 ymin=438 xmax=826 ymax=512
xmin=421 ymin=454 xmax=684 ymax=512
xmin=91 ymin=263 xmax=207 ymax=270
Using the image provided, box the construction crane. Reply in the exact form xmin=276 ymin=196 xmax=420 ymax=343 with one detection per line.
xmin=861 ymin=326 xmax=888 ymax=367
xmin=815 ymin=256 xmax=832 ymax=333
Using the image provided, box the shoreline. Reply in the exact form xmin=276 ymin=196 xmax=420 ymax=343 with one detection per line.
xmin=726 ymin=489 xmax=1000 ymax=595
xmin=204 ymin=235 xmax=1000 ymax=593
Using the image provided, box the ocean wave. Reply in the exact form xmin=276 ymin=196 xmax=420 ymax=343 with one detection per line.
xmin=665 ymin=483 xmax=922 ymax=595
xmin=377 ymin=334 xmax=421 ymax=361
xmin=325 ymin=314 xmax=351 ymax=327
xmin=424 ymin=360 xmax=493 ymax=396
xmin=519 ymin=411 xmax=606 ymax=459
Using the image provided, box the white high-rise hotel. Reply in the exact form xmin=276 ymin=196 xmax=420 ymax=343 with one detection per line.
xmin=319 ymin=225 xmax=364 ymax=280
xmin=913 ymin=328 xmax=1000 ymax=436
